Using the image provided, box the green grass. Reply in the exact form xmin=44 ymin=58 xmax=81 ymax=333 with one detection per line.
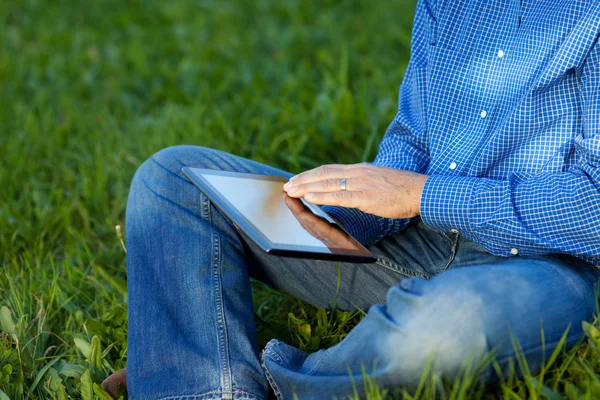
xmin=2 ymin=0 xmax=600 ymax=399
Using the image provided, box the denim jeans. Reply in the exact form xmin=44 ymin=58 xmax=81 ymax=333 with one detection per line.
xmin=126 ymin=145 xmax=600 ymax=400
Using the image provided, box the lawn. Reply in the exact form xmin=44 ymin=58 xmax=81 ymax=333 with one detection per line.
xmin=1 ymin=0 xmax=600 ymax=399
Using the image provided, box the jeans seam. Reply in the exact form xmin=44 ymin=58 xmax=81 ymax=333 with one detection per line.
xmin=154 ymin=389 xmax=267 ymax=400
xmin=211 ymin=229 xmax=233 ymax=398
xmin=261 ymin=343 xmax=284 ymax=400
xmin=200 ymin=192 xmax=211 ymax=221
xmin=437 ymin=232 xmax=459 ymax=274
xmin=375 ymin=255 xmax=432 ymax=279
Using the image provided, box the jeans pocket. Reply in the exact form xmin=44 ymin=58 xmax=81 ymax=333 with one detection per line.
xmin=371 ymin=221 xmax=459 ymax=278
xmin=422 ymin=225 xmax=459 ymax=275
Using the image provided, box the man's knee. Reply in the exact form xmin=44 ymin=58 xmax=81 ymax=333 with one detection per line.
xmin=379 ymin=277 xmax=489 ymax=386
xmin=150 ymin=145 xmax=217 ymax=174
xmin=132 ymin=146 xmax=193 ymax=185
xmin=130 ymin=145 xmax=219 ymax=193
xmin=127 ymin=145 xmax=213 ymax=220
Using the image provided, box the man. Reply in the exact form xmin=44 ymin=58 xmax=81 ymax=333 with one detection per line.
xmin=104 ymin=0 xmax=600 ymax=398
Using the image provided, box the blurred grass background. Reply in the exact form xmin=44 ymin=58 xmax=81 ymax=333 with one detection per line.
xmin=2 ymin=0 xmax=600 ymax=399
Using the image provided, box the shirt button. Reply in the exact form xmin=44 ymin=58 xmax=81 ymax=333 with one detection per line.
xmin=450 ymin=229 xmax=459 ymax=233
xmin=510 ymin=248 xmax=519 ymax=255
xmin=497 ymin=49 xmax=505 ymax=58
xmin=480 ymin=110 xmax=488 ymax=118
xmin=449 ymin=162 xmax=457 ymax=170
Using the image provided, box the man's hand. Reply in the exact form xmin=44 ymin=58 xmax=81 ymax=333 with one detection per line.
xmin=283 ymin=164 xmax=428 ymax=220
xmin=282 ymin=193 xmax=357 ymax=252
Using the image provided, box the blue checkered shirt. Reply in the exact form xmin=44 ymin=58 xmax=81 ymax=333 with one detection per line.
xmin=325 ymin=0 xmax=600 ymax=265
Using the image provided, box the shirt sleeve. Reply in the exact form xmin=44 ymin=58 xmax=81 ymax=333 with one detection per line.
xmin=323 ymin=0 xmax=436 ymax=245
xmin=420 ymin=39 xmax=600 ymax=265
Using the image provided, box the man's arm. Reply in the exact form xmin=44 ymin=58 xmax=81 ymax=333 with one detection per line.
xmin=322 ymin=0 xmax=435 ymax=244
xmin=421 ymin=40 xmax=600 ymax=264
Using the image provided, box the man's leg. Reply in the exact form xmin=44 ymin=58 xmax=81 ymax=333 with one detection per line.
xmin=262 ymin=249 xmax=600 ymax=399
xmin=126 ymin=145 xmax=455 ymax=399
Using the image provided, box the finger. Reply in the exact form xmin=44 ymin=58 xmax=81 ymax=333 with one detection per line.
xmin=286 ymin=177 xmax=360 ymax=197
xmin=284 ymin=194 xmax=349 ymax=244
xmin=293 ymin=205 xmax=330 ymax=238
xmin=299 ymin=215 xmax=327 ymax=238
xmin=283 ymin=195 xmax=329 ymax=233
xmin=285 ymin=164 xmax=366 ymax=188
xmin=282 ymin=193 xmax=306 ymax=214
xmin=303 ymin=190 xmax=365 ymax=208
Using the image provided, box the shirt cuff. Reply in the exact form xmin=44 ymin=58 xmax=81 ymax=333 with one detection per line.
xmin=321 ymin=205 xmax=407 ymax=245
xmin=420 ymin=175 xmax=481 ymax=232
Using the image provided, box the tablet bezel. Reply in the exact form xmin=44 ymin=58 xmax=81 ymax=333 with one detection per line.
xmin=181 ymin=167 xmax=376 ymax=263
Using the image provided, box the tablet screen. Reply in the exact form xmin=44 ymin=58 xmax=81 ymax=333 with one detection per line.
xmin=203 ymin=174 xmax=331 ymax=248
xmin=183 ymin=168 xmax=374 ymax=261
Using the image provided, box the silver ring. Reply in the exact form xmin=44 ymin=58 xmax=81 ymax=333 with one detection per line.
xmin=340 ymin=178 xmax=347 ymax=191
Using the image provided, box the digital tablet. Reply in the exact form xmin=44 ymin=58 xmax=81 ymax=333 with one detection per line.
xmin=182 ymin=167 xmax=376 ymax=263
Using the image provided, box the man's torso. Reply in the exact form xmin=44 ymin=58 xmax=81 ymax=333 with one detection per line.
xmin=421 ymin=0 xmax=600 ymax=181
